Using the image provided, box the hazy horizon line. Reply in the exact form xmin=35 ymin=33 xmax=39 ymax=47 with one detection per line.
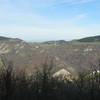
xmin=0 ymin=33 xmax=99 ymax=42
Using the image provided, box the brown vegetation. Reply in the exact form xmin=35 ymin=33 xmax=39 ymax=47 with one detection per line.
xmin=0 ymin=59 xmax=100 ymax=100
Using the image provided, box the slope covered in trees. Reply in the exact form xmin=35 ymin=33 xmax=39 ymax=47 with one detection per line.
xmin=77 ymin=35 xmax=100 ymax=42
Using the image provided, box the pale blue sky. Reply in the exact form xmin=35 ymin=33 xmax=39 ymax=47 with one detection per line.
xmin=0 ymin=0 xmax=100 ymax=41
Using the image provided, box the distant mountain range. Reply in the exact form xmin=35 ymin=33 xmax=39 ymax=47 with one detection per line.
xmin=43 ymin=40 xmax=68 ymax=45
xmin=43 ymin=35 xmax=100 ymax=44
xmin=0 ymin=35 xmax=100 ymax=43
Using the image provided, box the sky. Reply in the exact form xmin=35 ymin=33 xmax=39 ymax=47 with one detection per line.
xmin=0 ymin=0 xmax=100 ymax=42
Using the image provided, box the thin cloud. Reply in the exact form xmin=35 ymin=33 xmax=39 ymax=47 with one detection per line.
xmin=33 ymin=0 xmax=96 ymax=7
xmin=75 ymin=14 xmax=87 ymax=20
xmin=0 ymin=0 xmax=99 ymax=41
xmin=70 ymin=0 xmax=95 ymax=4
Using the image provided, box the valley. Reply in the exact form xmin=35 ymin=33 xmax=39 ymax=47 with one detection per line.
xmin=0 ymin=36 xmax=100 ymax=77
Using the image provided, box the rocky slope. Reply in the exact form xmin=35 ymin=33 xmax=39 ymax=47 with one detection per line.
xmin=0 ymin=36 xmax=100 ymax=76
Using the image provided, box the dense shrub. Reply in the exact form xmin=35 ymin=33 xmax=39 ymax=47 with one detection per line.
xmin=0 ymin=60 xmax=100 ymax=100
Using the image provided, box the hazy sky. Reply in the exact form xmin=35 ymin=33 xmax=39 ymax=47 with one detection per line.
xmin=0 ymin=0 xmax=100 ymax=41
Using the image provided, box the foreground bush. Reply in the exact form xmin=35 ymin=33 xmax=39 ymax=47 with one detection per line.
xmin=0 ymin=60 xmax=100 ymax=100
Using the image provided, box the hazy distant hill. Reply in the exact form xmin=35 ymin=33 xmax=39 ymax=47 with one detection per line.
xmin=77 ymin=35 xmax=100 ymax=42
xmin=43 ymin=40 xmax=67 ymax=45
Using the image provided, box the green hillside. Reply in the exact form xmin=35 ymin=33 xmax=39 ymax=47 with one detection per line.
xmin=77 ymin=35 xmax=100 ymax=42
